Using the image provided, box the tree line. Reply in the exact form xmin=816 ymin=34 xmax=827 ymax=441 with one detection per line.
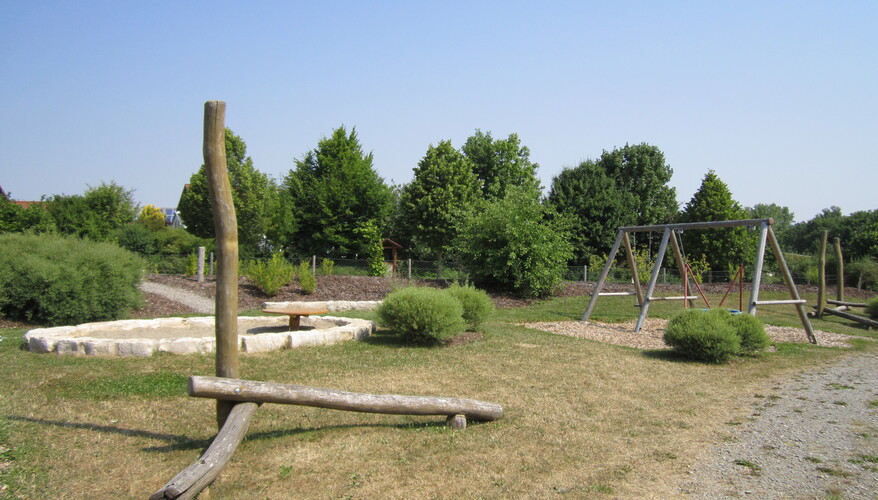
xmin=2 ymin=125 xmax=876 ymax=295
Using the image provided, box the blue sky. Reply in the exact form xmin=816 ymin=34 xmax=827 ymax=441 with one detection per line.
xmin=1 ymin=1 xmax=875 ymax=222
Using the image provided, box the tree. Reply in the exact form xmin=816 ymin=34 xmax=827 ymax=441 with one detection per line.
xmin=785 ymin=206 xmax=846 ymax=254
xmin=46 ymin=182 xmax=138 ymax=241
xmin=748 ymin=203 xmax=795 ymax=246
xmin=0 ymin=196 xmax=50 ymax=234
xmin=282 ymin=126 xmax=394 ymax=257
xmin=679 ymin=170 xmax=753 ymax=279
xmin=137 ymin=205 xmax=166 ymax=232
xmin=546 ymin=160 xmax=637 ymax=265
xmin=461 ymin=130 xmax=541 ymax=200
xmin=398 ymin=141 xmax=480 ymax=262
xmin=842 ymin=209 xmax=878 ymax=262
xmin=177 ymin=128 xmax=278 ymax=257
xmin=596 ymin=143 xmax=677 ymax=227
xmin=455 ymin=186 xmax=573 ymax=298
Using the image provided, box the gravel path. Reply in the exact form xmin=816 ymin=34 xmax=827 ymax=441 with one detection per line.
xmin=679 ymin=352 xmax=878 ymax=499
xmin=140 ymin=281 xmax=214 ymax=314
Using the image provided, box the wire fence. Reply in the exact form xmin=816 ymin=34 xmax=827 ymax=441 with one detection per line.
xmin=186 ymin=252 xmax=866 ymax=289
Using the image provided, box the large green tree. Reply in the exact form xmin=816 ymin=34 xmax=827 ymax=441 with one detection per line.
xmin=785 ymin=206 xmax=846 ymax=255
xmin=679 ymin=170 xmax=754 ymax=278
xmin=177 ymin=128 xmax=278 ymax=256
xmin=397 ymin=141 xmax=480 ymax=262
xmin=843 ymin=209 xmax=878 ymax=261
xmin=282 ymin=126 xmax=394 ymax=257
xmin=596 ymin=143 xmax=677 ymax=227
xmin=748 ymin=203 xmax=795 ymax=246
xmin=46 ymin=182 xmax=138 ymax=241
xmin=461 ymin=130 xmax=541 ymax=200
xmin=546 ymin=160 xmax=636 ymax=264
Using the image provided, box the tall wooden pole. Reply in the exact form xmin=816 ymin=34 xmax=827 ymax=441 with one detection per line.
xmin=834 ymin=237 xmax=844 ymax=303
xmin=817 ymin=231 xmax=828 ymax=319
xmin=204 ymin=101 xmax=239 ymax=430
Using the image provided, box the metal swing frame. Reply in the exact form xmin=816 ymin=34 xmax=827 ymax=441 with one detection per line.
xmin=580 ymin=218 xmax=817 ymax=344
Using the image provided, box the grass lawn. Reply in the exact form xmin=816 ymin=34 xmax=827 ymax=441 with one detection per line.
xmin=1 ymin=290 xmax=876 ymax=498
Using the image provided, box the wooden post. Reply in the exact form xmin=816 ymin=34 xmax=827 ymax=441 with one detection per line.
xmin=668 ymin=231 xmax=689 ymax=308
xmin=834 ymin=237 xmax=844 ymax=302
xmin=209 ymin=252 xmax=214 ymax=277
xmin=583 ymin=265 xmax=588 ymax=282
xmin=151 ymin=402 xmax=259 ymax=500
xmin=196 ymin=246 xmax=205 ymax=283
xmin=312 ymin=255 xmax=317 ymax=276
xmin=817 ymin=231 xmax=827 ymax=318
xmin=204 ymin=101 xmax=239 ymax=430
xmin=622 ymin=232 xmax=643 ymax=306
xmin=582 ymin=230 xmax=625 ymax=322
xmin=407 ymin=259 xmax=412 ymax=280
xmin=767 ymin=227 xmax=817 ymax=344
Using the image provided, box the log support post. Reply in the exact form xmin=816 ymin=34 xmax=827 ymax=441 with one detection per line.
xmin=204 ymin=101 xmax=240 ymax=430
xmin=446 ymin=414 xmax=467 ymax=430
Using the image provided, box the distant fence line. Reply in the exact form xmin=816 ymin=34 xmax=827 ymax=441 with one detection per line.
xmin=183 ymin=253 xmax=848 ymax=287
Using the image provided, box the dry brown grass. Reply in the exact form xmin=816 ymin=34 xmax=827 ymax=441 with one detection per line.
xmin=2 ymin=310 xmax=871 ymax=498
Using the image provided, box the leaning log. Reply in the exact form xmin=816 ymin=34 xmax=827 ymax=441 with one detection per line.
xmin=189 ymin=376 xmax=503 ymax=421
xmin=827 ymin=299 xmax=868 ymax=308
xmin=822 ymin=306 xmax=878 ymax=329
xmin=151 ymin=401 xmax=260 ymax=500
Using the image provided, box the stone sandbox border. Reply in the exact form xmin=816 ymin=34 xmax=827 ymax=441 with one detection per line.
xmin=23 ymin=315 xmax=375 ymax=357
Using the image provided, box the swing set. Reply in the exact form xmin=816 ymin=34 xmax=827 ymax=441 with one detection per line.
xmin=581 ymin=218 xmax=817 ymax=344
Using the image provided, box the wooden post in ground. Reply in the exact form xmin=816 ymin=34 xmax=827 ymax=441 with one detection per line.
xmin=834 ymin=237 xmax=844 ymax=303
xmin=817 ymin=231 xmax=828 ymax=318
xmin=203 ymin=101 xmax=239 ymax=430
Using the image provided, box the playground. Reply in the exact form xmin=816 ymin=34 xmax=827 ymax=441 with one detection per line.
xmin=2 ymin=102 xmax=876 ymax=498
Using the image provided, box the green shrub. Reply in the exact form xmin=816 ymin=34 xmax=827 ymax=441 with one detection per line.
xmin=455 ymin=187 xmax=573 ymax=298
xmin=663 ymin=309 xmax=741 ymax=363
xmin=728 ymin=311 xmax=771 ymax=352
xmin=377 ymin=287 xmax=465 ymax=344
xmin=867 ymin=297 xmax=878 ymax=321
xmin=185 ymin=252 xmax=198 ymax=277
xmin=847 ymin=258 xmax=878 ymax=292
xmin=0 ymin=233 xmax=144 ymax=326
xmin=321 ymin=258 xmax=335 ymax=276
xmin=243 ymin=253 xmax=294 ymax=296
xmin=298 ymin=261 xmax=317 ymax=295
xmin=445 ymin=283 xmax=494 ymax=331
xmin=115 ymin=223 xmax=157 ymax=255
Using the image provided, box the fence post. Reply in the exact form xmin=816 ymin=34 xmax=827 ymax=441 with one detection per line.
xmin=197 ymin=246 xmax=206 ymax=283
xmin=583 ymin=265 xmax=587 ymax=282
xmin=209 ymin=252 xmax=215 ymax=277
xmin=312 ymin=255 xmax=317 ymax=276
xmin=408 ymin=259 xmax=412 ymax=280
xmin=662 ymin=267 xmax=666 ymax=284
xmin=834 ymin=238 xmax=844 ymax=302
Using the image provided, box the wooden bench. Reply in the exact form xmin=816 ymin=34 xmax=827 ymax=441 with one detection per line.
xmin=261 ymin=307 xmax=329 ymax=330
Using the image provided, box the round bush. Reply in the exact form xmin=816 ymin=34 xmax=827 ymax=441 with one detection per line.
xmin=866 ymin=297 xmax=878 ymax=321
xmin=377 ymin=287 xmax=465 ymax=345
xmin=663 ymin=309 xmax=741 ymax=363
xmin=728 ymin=312 xmax=771 ymax=352
xmin=444 ymin=283 xmax=494 ymax=331
xmin=0 ymin=233 xmax=144 ymax=326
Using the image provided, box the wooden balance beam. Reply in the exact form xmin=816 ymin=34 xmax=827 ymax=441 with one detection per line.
xmin=152 ymin=377 xmax=503 ymax=499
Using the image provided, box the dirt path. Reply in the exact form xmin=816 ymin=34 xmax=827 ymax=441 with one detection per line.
xmin=140 ymin=281 xmax=214 ymax=314
xmin=679 ymin=352 xmax=878 ymax=499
